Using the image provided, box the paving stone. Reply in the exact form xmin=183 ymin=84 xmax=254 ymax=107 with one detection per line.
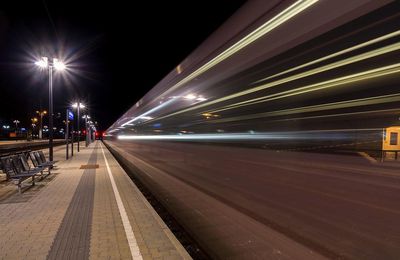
xmin=0 ymin=141 xmax=191 ymax=260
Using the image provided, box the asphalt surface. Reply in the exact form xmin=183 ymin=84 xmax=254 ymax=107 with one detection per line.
xmin=107 ymin=140 xmax=400 ymax=260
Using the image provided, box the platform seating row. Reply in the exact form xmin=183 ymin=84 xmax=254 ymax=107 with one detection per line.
xmin=0 ymin=150 xmax=56 ymax=193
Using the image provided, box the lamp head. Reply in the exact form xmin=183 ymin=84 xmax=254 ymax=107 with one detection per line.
xmin=35 ymin=57 xmax=48 ymax=68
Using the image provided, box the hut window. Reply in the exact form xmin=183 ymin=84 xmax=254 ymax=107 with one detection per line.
xmin=390 ymin=132 xmax=398 ymax=145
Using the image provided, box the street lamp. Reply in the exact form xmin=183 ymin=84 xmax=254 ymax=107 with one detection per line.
xmin=82 ymin=115 xmax=90 ymax=147
xmin=35 ymin=57 xmax=66 ymax=161
xmin=72 ymin=102 xmax=85 ymax=152
xmin=31 ymin=123 xmax=36 ymax=140
xmin=13 ymin=120 xmax=20 ymax=141
xmin=13 ymin=120 xmax=20 ymax=133
xmin=36 ymin=110 xmax=47 ymax=139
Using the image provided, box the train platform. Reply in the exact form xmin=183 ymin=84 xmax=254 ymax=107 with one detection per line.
xmin=0 ymin=139 xmax=65 ymax=146
xmin=0 ymin=140 xmax=191 ymax=259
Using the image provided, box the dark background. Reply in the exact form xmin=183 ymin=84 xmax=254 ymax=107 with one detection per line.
xmin=0 ymin=0 xmax=246 ymax=130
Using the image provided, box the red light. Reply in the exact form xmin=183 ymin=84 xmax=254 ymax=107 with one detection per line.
xmin=102 ymin=132 xmax=106 ymax=137
xmin=95 ymin=132 xmax=99 ymax=136
xmin=83 ymin=130 xmax=86 ymax=134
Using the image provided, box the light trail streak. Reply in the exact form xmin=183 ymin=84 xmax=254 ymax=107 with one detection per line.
xmin=208 ymin=41 xmax=400 ymax=113
xmin=269 ymin=108 xmax=400 ymax=122
xmin=254 ymin=30 xmax=400 ymax=84
xmin=147 ymin=63 xmax=400 ymax=125
xmin=232 ymin=63 xmax=400 ymax=105
xmin=145 ymin=35 xmax=400 ymax=123
xmin=121 ymin=98 xmax=175 ymax=127
xmin=118 ymin=128 xmax=380 ymax=141
xmin=209 ymin=93 xmax=400 ymax=124
xmin=159 ymin=0 xmax=319 ymax=98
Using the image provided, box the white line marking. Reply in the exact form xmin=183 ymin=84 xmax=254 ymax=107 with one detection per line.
xmin=100 ymin=142 xmax=143 ymax=260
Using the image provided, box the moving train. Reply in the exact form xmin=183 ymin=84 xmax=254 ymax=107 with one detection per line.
xmin=105 ymin=1 xmax=400 ymax=259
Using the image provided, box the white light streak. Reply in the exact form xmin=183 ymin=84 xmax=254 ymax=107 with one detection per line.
xmin=121 ymin=98 xmax=175 ymax=127
xmin=159 ymin=0 xmax=319 ymax=97
xmin=117 ymin=129 xmax=377 ymax=141
xmin=254 ymin=30 xmax=400 ymax=84
xmin=184 ymin=94 xmax=197 ymax=100
xmin=210 ymin=93 xmax=400 ymax=124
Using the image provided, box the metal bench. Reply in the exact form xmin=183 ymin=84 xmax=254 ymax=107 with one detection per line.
xmin=37 ymin=150 xmax=57 ymax=166
xmin=29 ymin=151 xmax=54 ymax=170
xmin=0 ymin=155 xmax=43 ymax=193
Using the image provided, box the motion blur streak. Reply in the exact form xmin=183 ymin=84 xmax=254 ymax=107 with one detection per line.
xmin=271 ymin=108 xmax=400 ymax=122
xmin=118 ymin=128 xmax=384 ymax=141
xmin=121 ymin=99 xmax=175 ymax=127
xmin=254 ymin=30 xmax=400 ymax=83
xmin=208 ymin=63 xmax=400 ymax=116
xmin=210 ymin=93 xmax=400 ymax=124
xmin=159 ymin=0 xmax=319 ymax=97
xmin=157 ymin=38 xmax=400 ymax=120
xmin=105 ymin=1 xmax=400 ymax=259
xmin=210 ymin=42 xmax=400 ymax=113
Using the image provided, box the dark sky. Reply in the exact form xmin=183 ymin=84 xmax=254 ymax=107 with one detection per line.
xmin=0 ymin=0 xmax=246 ymax=130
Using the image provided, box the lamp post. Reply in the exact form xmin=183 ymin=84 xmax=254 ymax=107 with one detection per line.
xmin=13 ymin=120 xmax=20 ymax=141
xmin=82 ymin=115 xmax=90 ymax=147
xmin=36 ymin=110 xmax=47 ymax=139
xmin=72 ymin=102 xmax=85 ymax=152
xmin=35 ymin=57 xmax=66 ymax=161
xmin=30 ymin=118 xmax=38 ymax=140
xmin=31 ymin=123 xmax=36 ymax=140
xmin=13 ymin=119 xmax=20 ymax=132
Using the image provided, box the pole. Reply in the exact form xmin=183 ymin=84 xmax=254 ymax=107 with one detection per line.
xmin=39 ymin=114 xmax=43 ymax=139
xmin=66 ymin=109 xmax=69 ymax=160
xmin=77 ymin=104 xmax=80 ymax=152
xmin=15 ymin=121 xmax=18 ymax=142
xmin=71 ymin=124 xmax=74 ymax=157
xmin=49 ymin=66 xmax=54 ymax=161
xmin=85 ymin=116 xmax=88 ymax=147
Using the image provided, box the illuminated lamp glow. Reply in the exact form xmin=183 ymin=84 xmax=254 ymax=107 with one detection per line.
xmin=35 ymin=57 xmax=48 ymax=68
xmin=53 ymin=58 xmax=66 ymax=70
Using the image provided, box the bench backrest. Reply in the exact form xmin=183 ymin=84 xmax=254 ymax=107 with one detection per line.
xmin=23 ymin=150 xmax=31 ymax=159
xmin=11 ymin=155 xmax=25 ymax=174
xmin=1 ymin=156 xmax=17 ymax=178
xmin=29 ymin=152 xmax=40 ymax=167
xmin=34 ymin=152 xmax=44 ymax=164
xmin=38 ymin=151 xmax=48 ymax=163
xmin=19 ymin=154 xmax=32 ymax=172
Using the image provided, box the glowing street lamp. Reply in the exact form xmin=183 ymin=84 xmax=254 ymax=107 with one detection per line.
xmin=36 ymin=110 xmax=47 ymax=139
xmin=82 ymin=114 xmax=90 ymax=147
xmin=13 ymin=120 xmax=20 ymax=141
xmin=13 ymin=119 xmax=20 ymax=133
xmin=31 ymin=123 xmax=36 ymax=140
xmin=35 ymin=57 xmax=66 ymax=161
xmin=72 ymin=102 xmax=85 ymax=152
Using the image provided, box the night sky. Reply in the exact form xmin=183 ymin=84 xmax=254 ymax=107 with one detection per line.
xmin=0 ymin=0 xmax=246 ymax=130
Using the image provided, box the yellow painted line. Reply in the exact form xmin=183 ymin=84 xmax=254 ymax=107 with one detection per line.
xmin=358 ymin=152 xmax=377 ymax=164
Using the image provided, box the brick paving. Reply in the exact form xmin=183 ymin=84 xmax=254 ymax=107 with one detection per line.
xmin=0 ymin=141 xmax=191 ymax=259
